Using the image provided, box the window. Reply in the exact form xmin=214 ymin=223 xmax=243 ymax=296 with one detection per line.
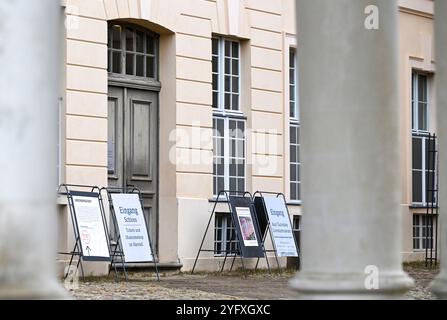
xmin=108 ymin=23 xmax=158 ymax=79
xmin=212 ymin=37 xmax=245 ymax=196
xmin=212 ymin=38 xmax=240 ymax=111
xmin=214 ymin=213 xmax=238 ymax=256
xmin=289 ymin=49 xmax=301 ymax=202
xmin=412 ymin=135 xmax=436 ymax=205
xmin=293 ymin=216 xmax=301 ymax=232
xmin=213 ymin=117 xmax=246 ymax=196
xmin=412 ymin=72 xmax=429 ymax=132
xmin=290 ymin=49 xmax=299 ymax=120
xmin=413 ymin=214 xmax=434 ymax=250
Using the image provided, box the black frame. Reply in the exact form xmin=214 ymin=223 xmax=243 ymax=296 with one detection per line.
xmin=191 ymin=190 xmax=270 ymax=275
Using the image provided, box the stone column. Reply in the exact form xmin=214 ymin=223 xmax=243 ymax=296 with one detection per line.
xmin=0 ymin=0 xmax=65 ymax=298
xmin=290 ymin=0 xmax=414 ymax=299
xmin=431 ymin=0 xmax=447 ymax=300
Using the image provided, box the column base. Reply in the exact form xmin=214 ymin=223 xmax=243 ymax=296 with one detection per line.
xmin=0 ymin=279 xmax=70 ymax=300
xmin=431 ymin=272 xmax=447 ymax=300
xmin=290 ymin=271 xmax=414 ymax=300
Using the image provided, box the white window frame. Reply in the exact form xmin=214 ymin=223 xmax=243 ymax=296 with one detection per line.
xmin=213 ymin=116 xmax=246 ymax=198
xmin=412 ymin=71 xmax=430 ymax=133
xmin=289 ymin=48 xmax=299 ymax=122
xmin=212 ymin=37 xmax=242 ymax=115
xmin=289 ymin=47 xmax=301 ymax=203
xmin=212 ymin=36 xmax=245 ymax=198
xmin=413 ymin=214 xmax=433 ymax=251
xmin=412 ymin=134 xmax=437 ymax=206
xmin=214 ymin=213 xmax=238 ymax=256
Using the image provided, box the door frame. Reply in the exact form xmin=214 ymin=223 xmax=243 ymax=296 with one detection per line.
xmin=108 ymin=78 xmax=161 ymax=254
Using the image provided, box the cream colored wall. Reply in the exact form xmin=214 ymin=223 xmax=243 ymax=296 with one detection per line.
xmin=58 ymin=0 xmax=436 ymax=274
xmin=398 ymin=1 xmax=436 ymax=261
xmin=58 ymin=0 xmax=300 ymax=274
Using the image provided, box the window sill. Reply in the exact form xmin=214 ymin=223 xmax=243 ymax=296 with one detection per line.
xmin=287 ymin=201 xmax=302 ymax=207
xmin=410 ymin=204 xmax=439 ymax=210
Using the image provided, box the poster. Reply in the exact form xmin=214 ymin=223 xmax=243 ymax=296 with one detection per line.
xmin=262 ymin=197 xmax=298 ymax=257
xmin=110 ymin=194 xmax=153 ymax=262
xmin=235 ymin=207 xmax=259 ymax=247
xmin=71 ymin=193 xmax=110 ymax=261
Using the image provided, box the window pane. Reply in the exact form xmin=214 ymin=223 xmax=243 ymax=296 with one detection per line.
xmin=112 ymin=25 xmax=122 ymax=49
xmin=147 ymin=35 xmax=155 ymax=54
xmin=212 ymin=56 xmax=218 ymax=73
xmin=225 ymin=94 xmax=231 ymax=110
xmin=225 ymin=76 xmax=230 ymax=92
xmin=112 ymin=52 xmax=121 ymax=73
xmin=212 ymin=38 xmax=219 ymax=55
xmin=126 ymin=28 xmax=134 ymax=51
xmin=126 ymin=53 xmax=134 ymax=75
xmin=225 ymin=41 xmax=231 ymax=56
xmin=418 ymin=103 xmax=428 ymax=131
xmin=232 ymin=77 xmax=239 ymax=93
xmin=418 ymin=75 xmax=427 ymax=102
xmin=290 ymin=85 xmax=296 ymax=101
xmin=412 ymin=171 xmax=422 ymax=203
xmin=146 ymin=56 xmax=155 ymax=78
xmin=290 ymin=146 xmax=297 ymax=163
xmin=136 ymin=55 xmax=144 ymax=77
xmin=290 ymin=69 xmax=295 ymax=85
xmin=232 ymin=59 xmax=239 ymax=76
xmin=225 ymin=58 xmax=231 ymax=74
xmin=232 ymin=42 xmax=239 ymax=58
xmin=238 ymin=178 xmax=244 ymax=193
xmin=230 ymin=178 xmax=236 ymax=191
xmin=291 ymin=183 xmax=297 ymax=201
xmin=232 ymin=94 xmax=239 ymax=111
xmin=136 ymin=30 xmax=144 ymax=53
xmin=412 ymin=138 xmax=422 ymax=170
xmin=229 ymin=162 xmax=236 ymax=176
xmin=213 ymin=92 xmax=218 ymax=109
xmin=290 ymin=50 xmax=296 ymax=67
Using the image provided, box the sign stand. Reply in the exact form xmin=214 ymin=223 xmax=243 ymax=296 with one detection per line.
xmin=102 ymin=186 xmax=160 ymax=282
xmin=58 ymin=184 xmax=115 ymax=280
xmin=191 ymin=190 xmax=270 ymax=275
xmin=252 ymin=191 xmax=300 ymax=272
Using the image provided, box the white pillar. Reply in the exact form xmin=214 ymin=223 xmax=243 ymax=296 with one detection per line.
xmin=431 ymin=0 xmax=447 ymax=300
xmin=291 ymin=0 xmax=414 ymax=299
xmin=0 ymin=1 xmax=65 ymax=298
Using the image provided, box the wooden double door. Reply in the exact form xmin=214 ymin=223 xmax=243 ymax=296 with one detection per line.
xmin=107 ymin=86 xmax=159 ymax=253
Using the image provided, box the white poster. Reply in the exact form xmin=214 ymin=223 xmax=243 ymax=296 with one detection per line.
xmin=263 ymin=197 xmax=298 ymax=257
xmin=110 ymin=194 xmax=153 ymax=262
xmin=72 ymin=195 xmax=110 ymax=260
xmin=235 ymin=207 xmax=259 ymax=247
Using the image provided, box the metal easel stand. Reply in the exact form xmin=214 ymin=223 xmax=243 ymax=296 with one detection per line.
xmin=101 ymin=187 xmax=128 ymax=282
xmin=57 ymin=184 xmax=102 ymax=281
xmin=104 ymin=186 xmax=160 ymax=282
xmin=191 ymin=190 xmax=271 ymax=276
xmin=252 ymin=191 xmax=300 ymax=273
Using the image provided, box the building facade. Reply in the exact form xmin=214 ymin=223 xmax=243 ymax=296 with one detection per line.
xmin=57 ymin=0 xmax=437 ymax=275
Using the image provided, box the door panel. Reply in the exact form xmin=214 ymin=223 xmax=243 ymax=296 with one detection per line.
xmin=108 ymin=86 xmax=159 ymax=254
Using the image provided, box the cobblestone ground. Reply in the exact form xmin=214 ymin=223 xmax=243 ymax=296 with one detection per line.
xmin=68 ymin=264 xmax=439 ymax=300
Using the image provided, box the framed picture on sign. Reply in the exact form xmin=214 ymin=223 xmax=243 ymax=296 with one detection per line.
xmin=70 ymin=191 xmax=111 ymax=261
xmin=228 ymin=196 xmax=264 ymax=258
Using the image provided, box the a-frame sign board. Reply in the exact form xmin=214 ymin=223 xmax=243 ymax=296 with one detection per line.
xmin=253 ymin=191 xmax=299 ymax=272
xmin=103 ymin=187 xmax=160 ymax=281
xmin=191 ymin=190 xmax=269 ymax=275
xmin=58 ymin=184 xmax=114 ymax=280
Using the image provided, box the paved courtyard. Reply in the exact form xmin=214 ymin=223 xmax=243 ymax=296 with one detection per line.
xmin=67 ymin=264 xmax=439 ymax=300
